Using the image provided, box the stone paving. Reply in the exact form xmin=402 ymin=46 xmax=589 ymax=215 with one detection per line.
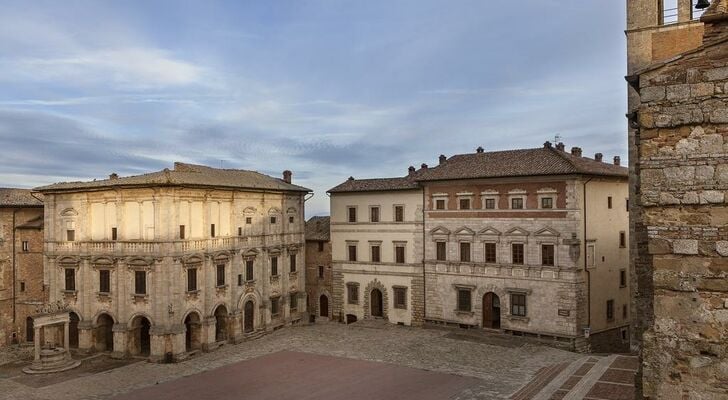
xmin=0 ymin=321 xmax=633 ymax=400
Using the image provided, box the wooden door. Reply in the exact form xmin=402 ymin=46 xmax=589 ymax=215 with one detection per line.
xmin=244 ymin=301 xmax=254 ymax=333
xmin=371 ymin=289 xmax=383 ymax=317
xmin=320 ymin=295 xmax=329 ymax=317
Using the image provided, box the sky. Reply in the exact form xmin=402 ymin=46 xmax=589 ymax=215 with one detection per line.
xmin=0 ymin=1 xmax=628 ymax=217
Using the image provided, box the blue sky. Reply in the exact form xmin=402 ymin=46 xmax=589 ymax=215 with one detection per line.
xmin=0 ymin=1 xmax=628 ymax=217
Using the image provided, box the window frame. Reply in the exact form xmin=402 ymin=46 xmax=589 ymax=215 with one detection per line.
xmin=484 ymin=242 xmax=497 ymax=263
xmin=187 ymin=267 xmax=198 ymax=292
xmin=436 ymin=241 xmax=447 ymax=261
xmin=394 ymin=205 xmax=405 ymax=222
xmin=134 ymin=270 xmax=147 ymax=295
xmin=245 ymin=259 xmax=254 ymax=282
xmin=99 ymin=269 xmax=111 ymax=294
xmin=459 ymin=241 xmax=471 ymax=263
xmin=270 ymin=256 xmax=279 ymax=277
xmin=318 ymin=265 xmax=325 ymax=278
xmin=541 ymin=243 xmax=555 ymax=266
xmin=393 ymin=286 xmax=407 ymax=309
xmin=619 ymin=231 xmax=626 ymax=248
xmin=369 ymin=206 xmax=380 ymax=223
xmin=456 ymin=288 xmax=472 ymax=312
xmin=347 ymin=243 xmax=358 ymax=262
xmin=347 ymin=283 xmax=359 ymax=304
xmin=620 ymin=269 xmax=627 ymax=288
xmin=607 ymin=299 xmax=615 ymax=321
xmin=289 ymin=254 xmax=296 ymax=273
xmin=394 ymin=243 xmax=406 ymax=264
xmin=511 ymin=197 xmax=524 ymax=210
xmin=370 ymin=243 xmax=381 ymax=263
xmin=347 ymin=206 xmax=357 ymax=223
xmin=540 ymin=197 xmax=553 ymax=209
xmin=511 ymin=242 xmax=525 ymax=265
xmin=64 ymin=268 xmax=76 ymax=291
xmin=510 ymin=293 xmax=527 ymax=317
xmin=216 ymin=264 xmax=226 ymax=287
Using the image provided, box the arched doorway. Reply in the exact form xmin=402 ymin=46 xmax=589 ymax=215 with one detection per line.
xmin=319 ymin=295 xmax=329 ymax=317
xmin=95 ymin=313 xmax=114 ymax=352
xmin=214 ymin=305 xmax=228 ymax=342
xmin=130 ymin=316 xmax=151 ymax=356
xmin=26 ymin=317 xmax=34 ymax=342
xmin=243 ymin=301 xmax=254 ymax=333
xmin=69 ymin=312 xmax=80 ymax=348
xmin=482 ymin=292 xmax=501 ymax=329
xmin=371 ymin=289 xmax=383 ymax=317
xmin=184 ymin=312 xmax=201 ymax=352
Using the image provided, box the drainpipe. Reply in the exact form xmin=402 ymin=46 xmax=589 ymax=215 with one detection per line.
xmin=583 ymin=177 xmax=593 ymax=335
xmin=421 ymin=187 xmax=426 ymax=324
xmin=11 ymin=208 xmax=18 ymax=342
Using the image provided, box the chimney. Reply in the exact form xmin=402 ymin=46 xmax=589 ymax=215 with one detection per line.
xmin=420 ymin=163 xmax=428 ymax=170
xmin=109 ymin=173 xmax=119 ymax=180
xmin=282 ymin=170 xmax=292 ymax=184
xmin=476 ymin=146 xmax=484 ymax=153
xmin=556 ymin=142 xmax=565 ymax=151
xmin=408 ymin=166 xmax=416 ymax=175
xmin=439 ymin=154 xmax=447 ymax=165
xmin=348 ymin=176 xmax=355 ymax=181
xmin=595 ymin=153 xmax=603 ymax=162
xmin=571 ymin=147 xmax=582 ymax=157
xmin=543 ymin=141 xmax=552 ymax=148
xmin=614 ymin=156 xmax=621 ymax=166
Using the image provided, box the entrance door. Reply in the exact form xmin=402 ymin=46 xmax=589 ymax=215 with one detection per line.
xmin=69 ymin=312 xmax=80 ymax=348
xmin=96 ymin=313 xmax=114 ymax=351
xmin=319 ymin=295 xmax=329 ymax=317
xmin=482 ymin=292 xmax=501 ymax=329
xmin=244 ymin=301 xmax=254 ymax=333
xmin=371 ymin=289 xmax=383 ymax=317
xmin=139 ymin=318 xmax=151 ymax=355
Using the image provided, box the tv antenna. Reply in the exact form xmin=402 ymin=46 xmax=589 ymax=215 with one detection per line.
xmin=554 ymin=134 xmax=562 ymax=144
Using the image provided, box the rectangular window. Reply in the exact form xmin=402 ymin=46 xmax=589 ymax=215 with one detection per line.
xmin=290 ymin=294 xmax=298 ymax=310
xmin=436 ymin=241 xmax=447 ymax=261
xmin=237 ymin=274 xmax=243 ymax=286
xmin=65 ymin=268 xmax=75 ymax=291
xmin=587 ymin=243 xmax=595 ymax=267
xmin=484 ymin=198 xmax=496 ymax=209
xmin=511 ymin=198 xmax=524 ymax=209
xmin=216 ymin=264 xmax=225 ymax=286
xmin=318 ymin=265 xmax=324 ymax=278
xmin=435 ymin=199 xmax=446 ymax=210
xmin=393 ymin=287 xmax=407 ymax=309
xmin=66 ymin=230 xmax=75 ymax=242
xmin=111 ymin=227 xmax=118 ymax=241
xmin=210 ymin=224 xmax=216 ymax=237
xmin=188 ymin=268 xmax=198 ymax=291
xmin=661 ymin=0 xmax=678 ymax=24
xmin=512 ymin=243 xmax=525 ymax=265
xmin=619 ymin=231 xmax=626 ymax=248
xmin=99 ymin=270 xmax=110 ymax=293
xmin=608 ymin=196 xmax=613 ymax=209
xmin=541 ymin=244 xmax=555 ymax=266
xmin=318 ymin=241 xmax=324 ymax=252
xmin=459 ymin=198 xmax=471 ymax=210
xmin=246 ymin=260 xmax=254 ymax=281
xmin=371 ymin=245 xmax=381 ymax=262
xmin=484 ymin=242 xmax=497 ymax=263
xmin=459 ymin=242 xmax=471 ymax=262
xmin=607 ymin=299 xmax=614 ymax=321
xmin=246 ymin=217 xmax=252 ymax=224
xmin=238 ymin=227 xmax=242 ymax=236
xmin=347 ymin=284 xmax=359 ymax=304
xmin=622 ymin=304 xmax=628 ymax=319
xmin=457 ymin=289 xmax=471 ymax=312
xmin=347 ymin=207 xmax=357 ymax=223
xmin=541 ymin=197 xmax=553 ymax=209
xmin=395 ymin=245 xmax=406 ymax=264
xmin=620 ymin=269 xmax=627 ymax=287
xmin=348 ymin=244 xmax=357 ymax=262
xmin=511 ymin=294 xmax=526 ymax=316
xmin=22 ymin=241 xmax=28 ymax=252
xmin=20 ymin=281 xmax=25 ymax=292
xmin=270 ymin=216 xmax=277 ymax=224
xmin=271 ymin=257 xmax=278 ymax=276
xmin=179 ymin=225 xmax=185 ymax=239
xmin=289 ymin=254 xmax=296 ymax=272
xmin=271 ymin=298 xmax=280 ymax=316
xmin=394 ymin=205 xmax=404 ymax=222
xmin=134 ymin=270 xmax=146 ymax=295
xmin=289 ymin=216 xmax=294 ymax=224
xmin=626 ymin=198 xmax=629 ymax=212
xmin=370 ymin=207 xmax=380 ymax=222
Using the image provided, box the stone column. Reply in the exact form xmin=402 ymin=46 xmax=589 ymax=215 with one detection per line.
xmin=229 ymin=310 xmax=243 ymax=343
xmin=34 ymin=327 xmax=41 ymax=361
xmin=63 ymin=321 xmax=70 ymax=351
xmin=77 ymin=321 xmax=94 ymax=353
xmin=111 ymin=323 xmax=128 ymax=359
xmin=201 ymin=316 xmax=216 ymax=351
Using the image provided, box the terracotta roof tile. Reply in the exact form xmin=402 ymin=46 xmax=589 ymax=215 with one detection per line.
xmin=305 ymin=216 xmax=330 ymax=241
xmin=0 ymin=188 xmax=44 ymax=207
xmin=328 ymin=176 xmax=420 ymax=193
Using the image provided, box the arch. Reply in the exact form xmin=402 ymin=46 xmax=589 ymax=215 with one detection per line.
xmin=92 ymin=310 xmax=117 ymax=325
xmin=60 ymin=208 xmax=78 ymax=217
xmin=94 ymin=313 xmax=114 ymax=352
xmin=243 ymin=206 xmax=257 ymax=215
xmin=184 ymin=311 xmax=202 ymax=352
xmin=129 ymin=315 xmax=151 ymax=356
xmin=91 ymin=256 xmax=115 ymax=266
xmin=58 ymin=256 xmax=81 ymax=266
xmin=208 ymin=301 xmax=229 ymax=317
xmin=267 ymin=207 xmax=281 ymax=216
xmin=213 ymin=304 xmax=229 ymax=342
xmin=319 ymin=294 xmax=330 ymax=317
xmin=286 ymin=207 xmax=297 ymax=214
xmin=363 ymin=279 xmax=389 ymax=320
xmin=182 ymin=254 xmax=204 ymax=265
xmin=69 ymin=311 xmax=80 ymax=348
xmin=482 ymin=292 xmax=501 ymax=329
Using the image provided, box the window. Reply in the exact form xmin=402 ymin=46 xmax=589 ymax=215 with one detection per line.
xmin=270 ymin=216 xmax=277 ymax=224
xmin=99 ymin=270 xmax=110 ymax=293
xmin=246 ymin=217 xmax=252 ymax=224
xmin=210 ymin=224 xmax=215 ymax=237
xmin=620 ymin=269 xmax=627 ymax=287
xmin=511 ymin=198 xmax=524 ymax=209
xmin=238 ymin=227 xmax=242 ymax=236
xmin=66 ymin=230 xmax=75 ymax=242
xmin=347 ymin=284 xmax=359 ymax=304
xmin=512 ymin=243 xmax=524 ymax=265
xmin=626 ymin=198 xmax=629 ymax=212
xmin=187 ymin=268 xmax=198 ymax=291
xmin=607 ymin=299 xmax=614 ymax=321
xmin=237 ymin=274 xmax=243 ymax=286
xmin=619 ymin=231 xmax=626 ymax=248
xmin=394 ymin=205 xmax=404 ymax=222
xmin=484 ymin=242 xmax=497 ymax=263
xmin=134 ymin=270 xmax=146 ymax=295
xmin=587 ymin=243 xmax=595 ymax=267
xmin=348 ymin=244 xmax=357 ymax=262
xmin=64 ymin=268 xmax=75 ymax=291
xmin=484 ymin=198 xmax=496 ymax=209
xmin=289 ymin=216 xmax=294 ymax=224
xmin=271 ymin=257 xmax=278 ymax=276
xmin=457 ymin=289 xmax=471 ymax=312
xmin=393 ymin=287 xmax=407 ymax=309
xmin=271 ymin=298 xmax=280 ymax=316
xmin=318 ymin=241 xmax=324 ymax=252
xmin=370 ymin=207 xmax=380 ymax=222
xmin=661 ymin=0 xmax=678 ymax=25
xmin=541 ymin=197 xmax=553 ymax=209
xmin=459 ymin=198 xmax=471 ymax=210
xmin=541 ymin=244 xmax=555 ymax=266
xmin=179 ymin=225 xmax=185 ymax=239
xmin=347 ymin=207 xmax=357 ymax=223
xmin=22 ymin=241 xmax=28 ymax=252
xmin=318 ymin=265 xmax=324 ymax=278
xmin=290 ymin=294 xmax=298 ymax=310
xmin=622 ymin=304 xmax=628 ymax=319
xmin=289 ymin=254 xmax=296 ymax=273
xmin=111 ymin=227 xmax=118 ymax=241
xmin=459 ymin=242 xmax=471 ymax=262
xmin=436 ymin=241 xmax=447 ymax=261
xmin=608 ymin=196 xmax=613 ymax=209
xmin=20 ymin=281 xmax=25 ymax=292
xmin=371 ymin=245 xmax=381 ymax=262
xmin=245 ymin=260 xmax=254 ymax=281
xmin=511 ymin=294 xmax=526 ymax=316
xmin=395 ymin=244 xmax=406 ymax=264
xmin=435 ymin=199 xmax=446 ymax=210
xmin=216 ymin=264 xmax=225 ymax=286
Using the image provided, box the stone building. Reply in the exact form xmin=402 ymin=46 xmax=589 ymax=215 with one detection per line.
xmin=627 ymin=0 xmax=728 ymax=397
xmin=417 ymin=145 xmax=630 ymax=352
xmin=34 ymin=162 xmax=311 ymax=362
xmin=0 ymin=188 xmax=45 ymax=346
xmin=304 ymin=216 xmax=333 ymax=320
xmin=328 ymin=175 xmax=424 ymax=326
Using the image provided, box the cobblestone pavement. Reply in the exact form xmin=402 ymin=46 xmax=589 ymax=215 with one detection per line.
xmin=1 ymin=321 xmax=585 ymax=400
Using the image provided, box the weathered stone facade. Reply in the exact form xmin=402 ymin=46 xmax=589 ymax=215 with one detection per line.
xmin=628 ymin=2 xmax=728 ymax=397
xmin=305 ymin=216 xmax=334 ymax=320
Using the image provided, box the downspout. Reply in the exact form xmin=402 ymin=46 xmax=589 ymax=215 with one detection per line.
xmin=583 ymin=177 xmax=593 ymax=335
xmin=421 ymin=186 xmax=426 ymax=324
xmin=12 ymin=209 xmax=18 ymax=341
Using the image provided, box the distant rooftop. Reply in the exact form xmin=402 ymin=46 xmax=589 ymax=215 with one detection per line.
xmin=0 ymin=188 xmax=43 ymax=207
xmin=305 ymin=216 xmax=330 ymax=241
xmin=34 ymin=162 xmax=311 ymax=193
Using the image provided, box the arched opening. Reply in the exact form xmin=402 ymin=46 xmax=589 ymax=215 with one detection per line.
xmin=184 ymin=312 xmax=201 ymax=352
xmin=69 ymin=312 xmax=80 ymax=348
xmin=346 ymin=314 xmax=358 ymax=324
xmin=214 ymin=305 xmax=228 ymax=342
xmin=371 ymin=289 xmax=383 ymax=317
xmin=26 ymin=317 xmax=34 ymax=342
xmin=243 ymin=301 xmax=255 ymax=333
xmin=95 ymin=313 xmax=114 ymax=352
xmin=482 ymin=292 xmax=501 ymax=329
xmin=319 ymin=295 xmax=329 ymax=317
xmin=129 ymin=316 xmax=151 ymax=356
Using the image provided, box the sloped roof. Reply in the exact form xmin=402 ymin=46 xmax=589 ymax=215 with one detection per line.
xmin=34 ymin=162 xmax=311 ymax=193
xmin=328 ymin=176 xmax=420 ymax=193
xmin=0 ymin=188 xmax=44 ymax=207
xmin=305 ymin=216 xmax=330 ymax=241
xmin=414 ymin=146 xmax=627 ymax=181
